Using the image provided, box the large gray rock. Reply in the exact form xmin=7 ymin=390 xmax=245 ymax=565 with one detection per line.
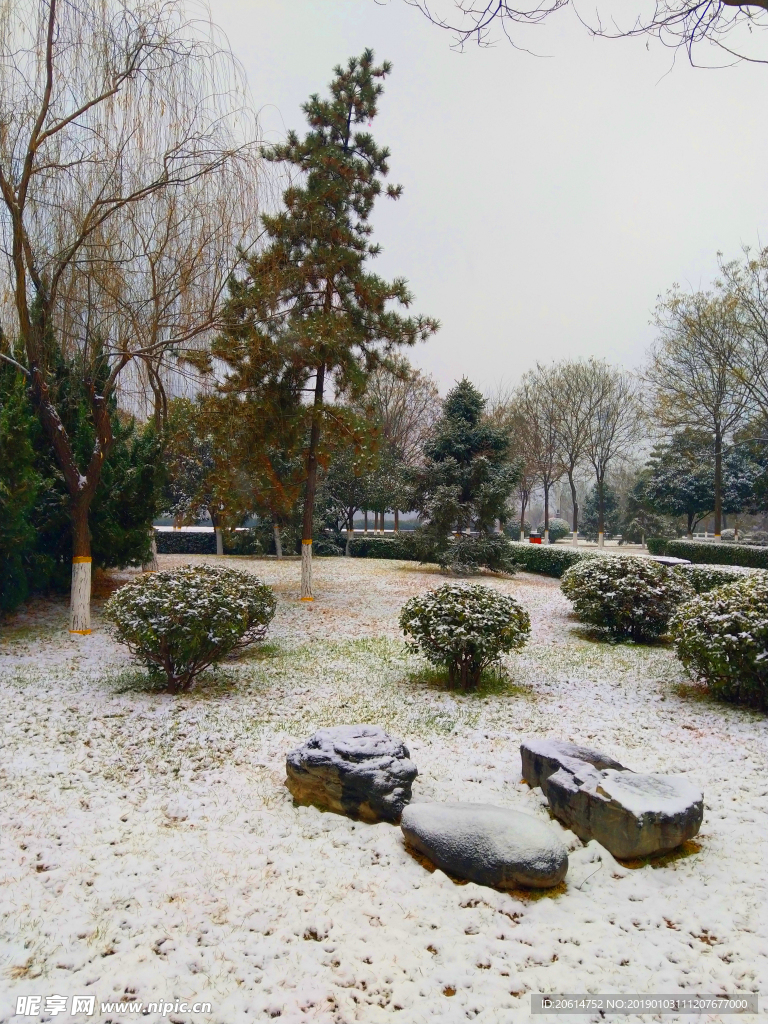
xmin=285 ymin=725 xmax=417 ymax=823
xmin=401 ymin=802 xmax=568 ymax=889
xmin=521 ymin=737 xmax=626 ymax=791
xmin=545 ymin=765 xmax=703 ymax=859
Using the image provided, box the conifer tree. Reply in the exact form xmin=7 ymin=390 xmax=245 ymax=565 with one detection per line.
xmin=217 ymin=50 xmax=437 ymax=599
xmin=413 ymin=379 xmax=519 ymax=549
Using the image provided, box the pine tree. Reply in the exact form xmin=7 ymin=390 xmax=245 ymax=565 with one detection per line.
xmin=581 ymin=483 xmax=620 ymax=541
xmin=217 ymin=50 xmax=437 ymax=599
xmin=413 ymin=379 xmax=519 ymax=561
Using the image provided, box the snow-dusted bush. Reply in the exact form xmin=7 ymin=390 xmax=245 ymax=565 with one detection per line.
xmin=561 ymin=556 xmax=693 ymax=641
xmin=672 ymin=562 xmax=761 ymax=594
xmin=671 ymin=575 xmax=768 ymax=709
xmin=399 ymin=583 xmax=530 ymax=689
xmin=105 ymin=566 xmax=276 ymax=692
xmin=541 ymin=518 xmax=571 ymax=543
xmin=509 ymin=543 xmax=595 ymax=578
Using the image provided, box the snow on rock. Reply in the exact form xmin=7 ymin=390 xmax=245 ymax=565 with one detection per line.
xmin=521 ymin=737 xmax=627 ymax=790
xmin=546 ymin=764 xmax=704 ymax=860
xmin=285 ymin=724 xmax=417 ymax=823
xmin=401 ymin=802 xmax=569 ymax=889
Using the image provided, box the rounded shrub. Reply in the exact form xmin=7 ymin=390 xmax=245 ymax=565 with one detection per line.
xmin=670 ymin=574 xmax=768 ymax=709
xmin=541 ymin=518 xmax=571 ymax=543
xmin=672 ymin=562 xmax=761 ymax=594
xmin=399 ymin=583 xmax=530 ymax=689
xmin=105 ymin=565 xmax=276 ymax=692
xmin=561 ymin=556 xmax=693 ymax=641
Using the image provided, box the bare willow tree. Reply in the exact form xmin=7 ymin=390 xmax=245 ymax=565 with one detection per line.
xmin=582 ymin=362 xmax=643 ymax=547
xmin=647 ymin=289 xmax=752 ymax=539
xmin=0 ymin=0 xmax=259 ymax=632
xmin=406 ymin=0 xmax=768 ymax=65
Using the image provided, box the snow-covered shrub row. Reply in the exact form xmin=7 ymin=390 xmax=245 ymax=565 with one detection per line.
xmin=647 ymin=538 xmax=768 ymax=569
xmin=348 ymin=536 xmax=421 ymax=561
xmin=508 ymin=542 xmax=596 ymax=578
xmin=105 ymin=566 xmax=276 ymax=692
xmin=561 ymin=556 xmax=693 ymax=641
xmin=154 ymin=529 xmax=262 ymax=555
xmin=399 ymin=583 xmax=530 ymax=689
xmin=671 ymin=574 xmax=768 ymax=709
xmin=437 ymin=535 xmax=519 ymax=575
xmin=671 ymin=562 xmax=762 ymax=594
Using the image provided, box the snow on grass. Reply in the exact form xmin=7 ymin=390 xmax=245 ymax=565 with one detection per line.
xmin=0 ymin=556 xmax=766 ymax=1023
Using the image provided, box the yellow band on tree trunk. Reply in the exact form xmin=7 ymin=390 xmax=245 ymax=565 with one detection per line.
xmin=302 ymin=540 xmax=312 ymax=545
xmin=69 ymin=629 xmax=92 ymax=634
xmin=72 ymin=556 xmax=92 ymax=563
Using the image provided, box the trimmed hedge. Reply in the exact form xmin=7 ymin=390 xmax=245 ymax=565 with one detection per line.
xmin=348 ymin=536 xmax=421 ymax=561
xmin=508 ymin=542 xmax=596 ymax=578
xmin=647 ymin=538 xmax=768 ymax=569
xmin=154 ymin=529 xmax=262 ymax=556
xmin=671 ymin=562 xmax=761 ymax=594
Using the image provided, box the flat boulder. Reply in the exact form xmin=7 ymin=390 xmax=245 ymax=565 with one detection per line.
xmin=545 ymin=765 xmax=703 ymax=860
xmin=401 ymin=802 xmax=568 ymax=889
xmin=285 ymin=724 xmax=417 ymax=823
xmin=521 ymin=737 xmax=626 ymax=791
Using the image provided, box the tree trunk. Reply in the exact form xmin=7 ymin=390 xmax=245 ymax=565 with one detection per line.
xmin=301 ymin=361 xmax=326 ymax=600
xmin=714 ymin=426 xmax=723 ymax=540
xmin=543 ymin=481 xmax=550 ymax=544
xmin=142 ymin=530 xmax=159 ymax=572
xmin=394 ymin=509 xmax=399 ymax=533
xmin=520 ymin=494 xmax=528 ymax=542
xmin=597 ymin=475 xmax=605 ymax=548
xmin=70 ymin=500 xmax=92 ymax=634
xmin=215 ymin=526 xmax=224 ymax=556
xmin=687 ymin=512 xmax=694 ymax=539
xmin=568 ymin=469 xmax=579 ymax=547
xmin=364 ymin=510 xmax=369 ymax=534
xmin=273 ymin=522 xmax=283 ymax=559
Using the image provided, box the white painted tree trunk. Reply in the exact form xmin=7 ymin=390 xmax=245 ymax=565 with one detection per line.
xmin=301 ymin=540 xmax=313 ymax=600
xmin=215 ymin=527 xmax=224 ymax=556
xmin=346 ymin=529 xmax=353 ymax=556
xmin=572 ymin=531 xmax=578 ymax=547
xmin=70 ymin=558 xmax=92 ymax=634
xmin=273 ymin=524 xmax=283 ymax=559
xmin=598 ymin=532 xmax=605 ymax=548
xmin=544 ymin=529 xmax=550 ymax=544
xmin=520 ymin=529 xmax=525 ymax=542
xmin=142 ymin=532 xmax=159 ymax=572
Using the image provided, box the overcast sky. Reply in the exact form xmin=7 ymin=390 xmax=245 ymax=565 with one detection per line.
xmin=213 ymin=0 xmax=768 ymax=395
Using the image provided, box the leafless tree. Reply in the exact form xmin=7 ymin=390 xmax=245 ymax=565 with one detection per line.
xmin=535 ymin=360 xmax=596 ymax=545
xmin=509 ymin=371 xmax=563 ymax=540
xmin=360 ymin=358 xmax=442 ymax=466
xmin=405 ymin=0 xmax=768 ymax=65
xmin=0 ymin=0 xmax=260 ymax=631
xmin=647 ymin=288 xmax=753 ymax=538
xmin=717 ymin=248 xmax=768 ymax=421
xmin=582 ymin=362 xmax=643 ymax=546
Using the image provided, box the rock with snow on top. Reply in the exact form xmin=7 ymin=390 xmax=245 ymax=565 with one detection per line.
xmin=401 ymin=802 xmax=568 ymax=889
xmin=285 ymin=724 xmax=417 ymax=823
xmin=520 ymin=737 xmax=626 ymax=791
xmin=545 ymin=764 xmax=703 ymax=859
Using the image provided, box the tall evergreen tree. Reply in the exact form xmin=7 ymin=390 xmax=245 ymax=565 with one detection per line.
xmin=217 ymin=50 xmax=437 ymax=599
xmin=413 ymin=379 xmax=519 ymax=546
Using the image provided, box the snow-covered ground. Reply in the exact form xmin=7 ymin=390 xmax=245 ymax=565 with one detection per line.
xmin=0 ymin=556 xmax=766 ymax=1024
